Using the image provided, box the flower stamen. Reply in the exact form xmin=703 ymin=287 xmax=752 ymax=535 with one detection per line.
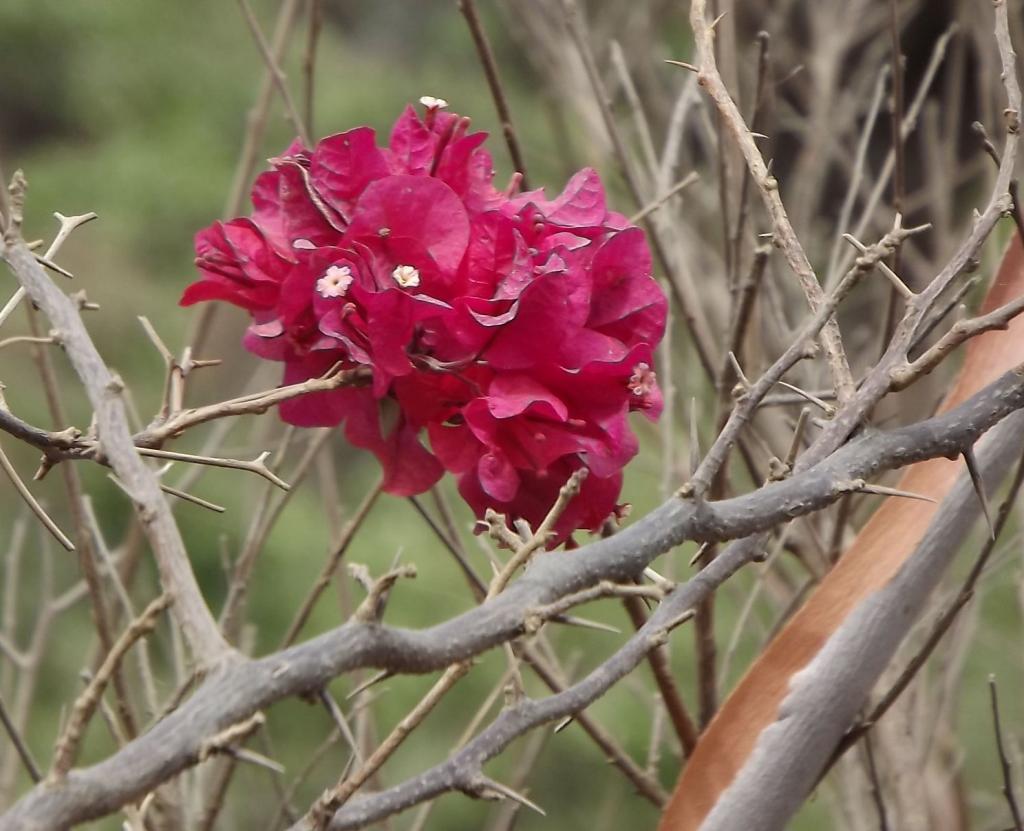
xmin=419 ymin=95 xmax=449 ymax=111
xmin=316 ymin=265 xmax=354 ymax=298
xmin=392 ymin=264 xmax=421 ymax=288
xmin=628 ymin=363 xmax=657 ymax=399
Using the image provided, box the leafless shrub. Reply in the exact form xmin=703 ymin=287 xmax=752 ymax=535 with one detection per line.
xmin=1 ymin=1 xmax=1023 ymax=830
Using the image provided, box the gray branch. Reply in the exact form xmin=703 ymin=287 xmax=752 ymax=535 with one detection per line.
xmin=3 ymin=364 xmax=1023 ymax=831
xmin=0 ymin=238 xmax=232 ymax=666
xmin=700 ymin=409 xmax=1024 ymax=831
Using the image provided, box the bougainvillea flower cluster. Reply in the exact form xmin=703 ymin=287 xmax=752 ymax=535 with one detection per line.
xmin=182 ymin=98 xmax=667 ymax=544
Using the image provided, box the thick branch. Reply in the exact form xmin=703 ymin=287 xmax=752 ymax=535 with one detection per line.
xmin=699 ymin=411 xmax=1024 ymax=831
xmin=4 ymin=366 xmax=1023 ymax=831
xmin=0 ymin=237 xmax=231 ymax=667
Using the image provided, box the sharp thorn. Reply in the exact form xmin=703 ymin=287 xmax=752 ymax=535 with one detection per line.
xmin=318 ymin=689 xmax=363 ymax=763
xmin=554 ymin=715 xmax=574 ymax=734
xmin=856 ymin=482 xmax=936 ymax=503
xmin=962 ymin=447 xmax=996 ymax=539
xmin=226 ymin=747 xmax=285 ymax=774
xmin=345 ymin=670 xmax=390 ymax=701
xmin=472 ymin=776 xmax=546 ymax=816
xmin=665 ymin=59 xmax=699 ymax=73
xmin=552 ymin=614 xmax=621 ymax=635
xmin=689 ymin=541 xmax=712 ymax=567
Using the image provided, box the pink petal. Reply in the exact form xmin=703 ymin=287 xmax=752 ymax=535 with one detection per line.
xmin=485 ymin=375 xmax=569 ymax=421
xmin=517 ymin=168 xmax=607 ymax=226
xmin=463 ymin=212 xmax=533 ymax=300
xmin=588 ymin=228 xmax=667 ymax=347
xmin=478 ymin=451 xmax=519 ymax=502
xmin=180 ymin=278 xmax=276 ymax=310
xmin=387 ymin=105 xmax=435 ymax=175
xmin=310 ymin=127 xmax=391 ymax=216
xmin=342 ymin=395 xmax=444 ymax=496
xmin=482 ymin=262 xmax=592 ymax=370
xmin=428 ymin=421 xmax=483 ymax=474
xmin=346 ymin=175 xmax=470 ymax=274
xmin=546 ymin=168 xmax=606 ymax=225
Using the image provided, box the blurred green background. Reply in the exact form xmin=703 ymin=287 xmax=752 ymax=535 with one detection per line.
xmin=0 ymin=2 xmax=1021 ymax=830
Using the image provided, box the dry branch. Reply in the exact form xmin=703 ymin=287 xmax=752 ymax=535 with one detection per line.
xmin=3 ymin=366 xmax=1024 ymax=830
xmin=686 ymin=0 xmax=856 ymax=403
xmin=0 ymin=224 xmax=231 ymax=667
xmin=49 ymin=594 xmax=171 ymax=778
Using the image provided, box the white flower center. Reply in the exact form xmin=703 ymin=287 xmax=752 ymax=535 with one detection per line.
xmin=392 ymin=264 xmax=421 ymax=288
xmin=419 ymin=95 xmax=449 ymax=111
xmin=628 ymin=362 xmax=656 ymax=397
xmin=316 ymin=265 xmax=354 ymax=298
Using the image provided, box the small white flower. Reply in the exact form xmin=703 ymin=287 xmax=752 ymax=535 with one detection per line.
xmin=316 ymin=265 xmax=354 ymax=298
xmin=392 ymin=264 xmax=421 ymax=288
xmin=419 ymin=95 xmax=449 ymax=111
xmin=292 ymin=238 xmax=316 ymax=250
xmin=628 ymin=362 xmax=656 ymax=397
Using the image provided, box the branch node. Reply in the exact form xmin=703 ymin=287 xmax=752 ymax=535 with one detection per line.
xmin=198 ymin=712 xmax=265 ymax=763
xmin=463 ymin=774 xmax=547 ymax=816
xmin=350 ymin=563 xmax=418 ymax=623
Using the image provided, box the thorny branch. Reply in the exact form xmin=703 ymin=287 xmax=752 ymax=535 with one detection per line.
xmin=3 ymin=2 xmax=1024 ymax=828
xmin=1 ymin=215 xmax=231 ymax=668
xmin=49 ymin=594 xmax=172 ymax=778
xmin=686 ymin=0 xmax=857 ymax=404
xmin=4 ymin=366 xmax=1024 ymax=830
xmin=0 ymin=364 xmax=369 ymax=477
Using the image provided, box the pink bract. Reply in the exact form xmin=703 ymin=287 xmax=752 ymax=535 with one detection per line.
xmin=182 ymin=101 xmax=667 ymax=546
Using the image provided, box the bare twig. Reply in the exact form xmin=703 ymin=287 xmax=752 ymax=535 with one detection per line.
xmin=629 ymin=172 xmax=700 ymax=224
xmin=236 ymin=0 xmax=310 ymax=147
xmin=49 ymin=594 xmax=171 ymax=778
xmin=829 ymin=24 xmax=957 ymax=285
xmin=307 ymin=661 xmax=472 ymax=828
xmin=0 ymin=693 xmax=40 ymax=784
xmin=990 ymin=675 xmax=1024 ymax=830
xmin=562 ymin=0 xmax=718 ymax=380
xmin=136 ymin=447 xmax=290 ymax=490
xmin=0 ymin=212 xmax=96 ymax=329
xmin=199 ymin=712 xmax=266 ymax=763
xmin=6 ymin=366 xmax=1024 ymax=829
xmin=688 ymin=220 xmax=922 ymax=498
xmin=861 ymin=729 xmax=890 ymax=831
xmin=282 ymin=480 xmax=383 ymax=647
xmin=893 ymin=293 xmax=1024 ymax=390
xmin=301 ymin=0 xmax=322 ymax=137
xmin=621 ymin=594 xmax=699 ymax=756
xmin=1 ymin=228 xmax=230 ymax=666
xmin=686 ymin=0 xmax=856 ymax=403
xmin=826 ymin=65 xmax=890 ymax=285
xmin=0 ymin=440 xmax=73 ymax=551
xmin=458 ymin=0 xmax=530 ymax=188
xmin=0 ymin=365 xmax=369 ymax=476
xmin=487 ymin=469 xmax=586 ymax=597
xmin=412 ymin=487 xmax=665 ymax=803
xmin=881 ymin=0 xmax=908 ymax=352
xmin=842 ymin=232 xmax=915 ymax=299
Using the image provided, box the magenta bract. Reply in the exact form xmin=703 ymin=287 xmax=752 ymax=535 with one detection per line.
xmin=182 ymin=101 xmax=667 ymax=545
